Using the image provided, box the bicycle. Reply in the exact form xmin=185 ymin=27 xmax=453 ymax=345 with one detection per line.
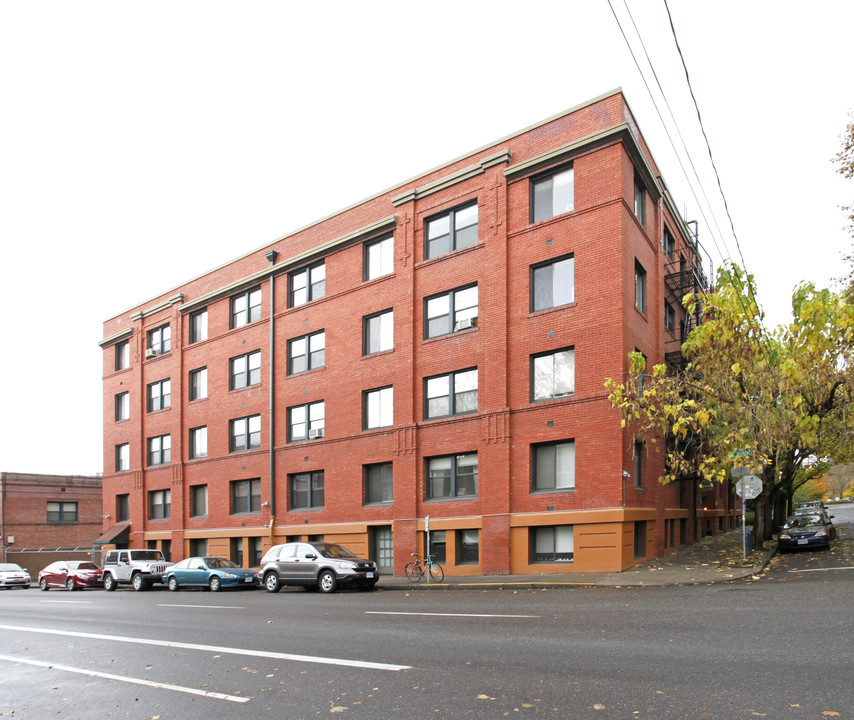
xmin=404 ymin=553 xmax=445 ymax=582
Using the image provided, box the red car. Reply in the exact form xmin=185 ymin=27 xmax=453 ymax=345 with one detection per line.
xmin=38 ymin=561 xmax=103 ymax=591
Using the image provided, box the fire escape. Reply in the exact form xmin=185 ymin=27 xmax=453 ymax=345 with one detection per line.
xmin=664 ymin=251 xmax=710 ymax=372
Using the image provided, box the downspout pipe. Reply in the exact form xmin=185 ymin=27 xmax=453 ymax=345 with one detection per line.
xmin=265 ymin=251 xmax=278 ymax=522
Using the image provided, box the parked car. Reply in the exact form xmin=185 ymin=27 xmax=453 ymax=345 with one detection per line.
xmin=163 ymin=556 xmax=258 ymax=592
xmin=38 ymin=561 xmax=103 ymax=591
xmin=102 ymin=549 xmax=173 ymax=591
xmin=258 ymin=541 xmax=378 ymax=593
xmin=778 ymin=513 xmax=833 ymax=553
xmin=798 ymin=500 xmax=826 ymax=511
xmin=791 ymin=507 xmax=836 ymax=540
xmin=0 ymin=563 xmax=30 ymax=589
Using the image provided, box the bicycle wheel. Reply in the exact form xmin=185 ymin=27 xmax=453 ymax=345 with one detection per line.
xmin=404 ymin=562 xmax=422 ymax=582
xmin=428 ymin=562 xmax=444 ymax=582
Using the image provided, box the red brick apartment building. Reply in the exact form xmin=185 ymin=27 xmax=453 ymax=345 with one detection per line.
xmin=99 ymin=89 xmax=734 ymax=577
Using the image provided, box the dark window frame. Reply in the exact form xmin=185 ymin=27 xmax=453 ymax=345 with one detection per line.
xmin=189 ymin=366 xmax=207 ymax=401
xmin=289 ymin=470 xmax=325 ymax=510
xmin=46 ymin=501 xmax=78 ymax=523
xmin=190 ymin=484 xmax=208 ymax=517
xmin=230 ymin=350 xmax=261 ymax=390
xmin=424 ymin=201 xmax=479 ymax=260
xmin=665 ymin=301 xmax=676 ymax=333
xmin=364 ymin=462 xmax=393 ymax=505
xmin=189 ymin=308 xmax=208 ymax=344
xmin=530 ymin=525 xmax=574 ymax=563
xmin=424 ymin=368 xmax=478 ymax=420
xmin=115 ymin=340 xmax=130 ymax=371
xmin=288 ymin=262 xmax=326 ymax=308
xmin=425 ymin=452 xmax=478 ymax=500
xmin=230 ymin=286 xmax=262 ymax=329
xmin=146 ymin=378 xmax=171 ymax=412
xmin=116 ymin=493 xmax=129 ymax=522
xmin=115 ymin=443 xmax=130 ymax=472
xmin=531 ymin=347 xmax=575 ymax=402
xmin=229 ymin=414 xmax=261 ymax=453
xmin=287 ymin=400 xmax=325 ymax=442
xmin=288 ymin=330 xmax=325 ymax=375
xmin=663 ymin=227 xmax=675 ymax=261
xmin=189 ymin=425 xmax=207 ymax=459
xmin=530 ymin=164 xmax=575 ymax=223
xmin=456 ymin=529 xmax=480 ymax=565
xmin=634 ymin=173 xmax=646 ymax=225
xmin=230 ymin=478 xmax=261 ymax=515
xmin=148 ymin=488 xmax=171 ymax=521
xmin=363 ymin=385 xmax=394 ymax=430
xmin=531 ymin=254 xmax=575 ymax=312
xmin=531 ymin=439 xmax=576 ymax=492
xmin=147 ymin=323 xmax=171 ymax=355
xmin=147 ymin=434 xmax=171 ymax=466
xmin=635 ymin=261 xmax=647 ymax=314
xmin=364 ymin=234 xmax=394 ymax=281
xmin=424 ymin=284 xmax=479 ymax=338
xmin=115 ymin=391 xmax=129 ymax=422
xmin=363 ymin=309 xmax=394 ymax=355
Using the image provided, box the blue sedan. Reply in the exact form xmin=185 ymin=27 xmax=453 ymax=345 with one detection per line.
xmin=164 ymin=557 xmax=258 ymax=592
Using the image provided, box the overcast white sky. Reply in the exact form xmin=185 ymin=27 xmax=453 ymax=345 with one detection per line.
xmin=1 ymin=1 xmax=851 ymax=476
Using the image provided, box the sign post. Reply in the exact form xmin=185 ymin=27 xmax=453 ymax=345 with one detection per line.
xmin=734 ymin=474 xmax=762 ymax=558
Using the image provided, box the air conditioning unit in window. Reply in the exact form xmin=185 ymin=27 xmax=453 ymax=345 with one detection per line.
xmin=454 ymin=316 xmax=478 ymax=331
xmin=145 ymin=348 xmax=158 ymax=358
xmin=308 ymin=427 xmax=325 ymax=440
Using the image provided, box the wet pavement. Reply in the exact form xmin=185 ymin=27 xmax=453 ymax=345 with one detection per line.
xmin=379 ymin=529 xmax=775 ymax=590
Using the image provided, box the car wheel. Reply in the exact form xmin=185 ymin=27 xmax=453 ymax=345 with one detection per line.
xmin=209 ymin=576 xmax=222 ymax=593
xmin=104 ymin=573 xmax=116 ymax=591
xmin=132 ymin=573 xmax=148 ymax=592
xmin=317 ymin=570 xmax=337 ymax=594
xmin=264 ymin=572 xmax=281 ymax=593
xmin=168 ymin=576 xmax=179 ymax=592
xmin=66 ymin=577 xmax=76 ymax=591
xmin=39 ymin=577 xmax=49 ymax=591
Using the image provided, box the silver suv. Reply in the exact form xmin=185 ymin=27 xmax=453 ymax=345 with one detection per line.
xmin=258 ymin=542 xmax=378 ymax=593
xmin=102 ymin=549 xmax=173 ymax=591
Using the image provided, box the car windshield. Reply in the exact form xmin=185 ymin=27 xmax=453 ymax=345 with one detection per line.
xmin=316 ymin=543 xmax=358 ymax=559
xmin=69 ymin=562 xmax=98 ymax=570
xmin=786 ymin=515 xmax=823 ymax=528
xmin=134 ymin=551 xmax=164 ymax=561
xmin=0 ymin=564 xmax=23 ymax=572
xmin=205 ymin=557 xmax=238 ymax=569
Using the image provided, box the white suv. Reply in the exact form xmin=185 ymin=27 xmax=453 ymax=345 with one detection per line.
xmin=102 ymin=549 xmax=172 ymax=591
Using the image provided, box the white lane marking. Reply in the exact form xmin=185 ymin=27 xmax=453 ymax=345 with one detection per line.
xmin=788 ymin=566 xmax=854 ymax=573
xmin=39 ymin=600 xmax=93 ymax=604
xmin=0 ymin=654 xmax=249 ymax=703
xmin=366 ymin=611 xmax=540 ymax=618
xmin=158 ymin=604 xmax=245 ymax=610
xmin=0 ymin=625 xmax=410 ymax=672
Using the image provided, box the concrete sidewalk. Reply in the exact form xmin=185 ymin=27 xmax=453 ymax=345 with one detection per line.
xmin=379 ymin=530 xmax=776 ymax=590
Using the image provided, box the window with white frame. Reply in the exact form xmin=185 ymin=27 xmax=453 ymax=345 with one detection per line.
xmin=189 ymin=426 xmax=207 ymax=459
xmin=532 ymin=255 xmax=574 ymax=311
xmin=115 ymin=391 xmax=129 ymax=421
xmin=290 ymin=471 xmax=324 ymax=509
xmin=147 ymin=378 xmax=171 ymax=412
xmin=288 ymin=331 xmax=325 ymax=374
xmin=364 ymin=462 xmax=393 ymax=504
xmin=289 ymin=263 xmax=325 ymax=307
xmin=147 ymin=434 xmax=171 ymax=466
xmin=288 ymin=401 xmax=325 ymax=442
xmin=425 ymin=285 xmax=478 ymax=338
xmin=425 ymin=368 xmax=477 ymax=419
xmin=115 ymin=443 xmax=129 ymax=472
xmin=531 ymin=348 xmax=575 ymax=401
xmin=189 ymin=367 xmax=207 ymax=401
xmin=364 ymin=386 xmax=393 ymax=429
xmin=532 ymin=440 xmax=575 ymax=491
xmin=531 ymin=166 xmax=574 ymax=223
xmin=148 ymin=489 xmax=171 ymax=520
xmin=425 ymin=203 xmax=478 ymax=259
xmin=365 ymin=235 xmax=394 ymax=281
xmin=635 ymin=261 xmax=647 ymax=313
xmin=189 ymin=308 xmax=208 ymax=343
xmin=364 ymin=309 xmax=393 ymax=355
xmin=230 ymin=414 xmax=261 ymax=452
xmin=147 ymin=324 xmax=171 ymax=355
xmin=426 ymin=453 xmax=477 ymax=499
xmin=231 ymin=287 xmax=261 ymax=329
xmin=531 ymin=525 xmax=574 ymax=562
xmin=230 ymin=350 xmax=261 ymax=390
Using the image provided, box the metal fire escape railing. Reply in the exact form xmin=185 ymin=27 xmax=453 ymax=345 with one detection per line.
xmin=664 ymin=255 xmax=711 ymax=371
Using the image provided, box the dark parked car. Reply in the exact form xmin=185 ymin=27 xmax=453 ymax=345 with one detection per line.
xmin=797 ymin=500 xmax=827 ymax=511
xmin=258 ymin=541 xmax=378 ymax=593
xmin=0 ymin=563 xmax=30 ymax=589
xmin=778 ymin=513 xmax=833 ymax=552
xmin=39 ymin=561 xmax=103 ymax=591
xmin=163 ymin=556 xmax=258 ymax=592
xmin=791 ymin=507 xmax=836 ymax=540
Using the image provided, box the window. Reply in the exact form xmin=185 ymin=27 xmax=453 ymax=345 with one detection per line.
xmin=231 ymin=478 xmax=261 ymax=514
xmin=663 ymin=227 xmax=675 ymax=262
xmin=115 ymin=392 xmax=129 ymax=421
xmin=634 ymin=440 xmax=644 ymax=488
xmin=290 ymin=471 xmax=324 ymax=509
xmin=147 ymin=324 xmax=171 ymax=355
xmin=147 ymin=435 xmax=171 ymax=466
xmin=425 ymin=203 xmax=478 ymax=259
xmin=189 ymin=538 xmax=207 ymax=556
xmin=189 ymin=367 xmax=207 ymax=401
xmin=532 ymin=440 xmax=576 ymax=491
xmin=189 ymin=308 xmax=208 ymax=343
xmin=147 ymin=379 xmax=171 ymax=412
xmin=365 ymin=235 xmax=393 ymax=280
xmin=115 ymin=443 xmax=130 ymax=472
xmin=425 ymin=285 xmax=478 ymax=338
xmin=190 ymin=484 xmax=208 ymax=517
xmin=231 ymin=287 xmax=262 ymax=328
xmin=116 ymin=494 xmax=129 ymax=522
xmin=429 ymin=530 xmax=446 ymax=563
xmin=248 ymin=537 xmax=263 ymax=566
xmin=289 ymin=263 xmax=325 ymax=307
xmin=148 ymin=489 xmax=171 ymax=520
xmin=364 ymin=462 xmax=393 ymax=504
xmin=531 ymin=525 xmax=574 ymax=562
xmin=532 ymin=256 xmax=574 ymax=311
xmin=230 ymin=350 xmax=261 ymax=390
xmin=426 ymin=453 xmax=477 ymax=499
xmin=364 ymin=309 xmax=393 ymax=355
xmin=635 ymin=261 xmax=647 ymax=313
xmin=634 ymin=520 xmax=647 ymax=558
xmin=288 ymin=331 xmax=325 ymax=374
xmin=665 ymin=302 xmax=676 ymax=333
xmin=634 ymin=173 xmax=646 ymax=225
xmin=47 ymin=501 xmax=78 ymax=523
xmin=364 ymin=386 xmax=393 ymax=429
xmin=457 ymin=529 xmax=479 ymax=564
xmin=532 ymin=166 xmax=574 ymax=223
xmin=189 ymin=426 xmax=207 ymax=459
xmin=115 ymin=340 xmax=129 ymax=371
xmin=532 ymin=348 xmax=575 ymax=401
xmin=288 ymin=401 xmax=325 ymax=441
xmin=425 ymin=369 xmax=477 ymax=419
xmin=230 ymin=538 xmax=243 ymax=566
xmin=230 ymin=415 xmax=261 ymax=452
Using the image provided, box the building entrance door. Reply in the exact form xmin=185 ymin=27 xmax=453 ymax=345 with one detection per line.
xmin=370 ymin=526 xmax=393 ymax=575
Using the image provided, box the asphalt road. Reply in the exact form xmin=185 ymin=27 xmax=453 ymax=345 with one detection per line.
xmin=2 ymin=506 xmax=853 ymax=720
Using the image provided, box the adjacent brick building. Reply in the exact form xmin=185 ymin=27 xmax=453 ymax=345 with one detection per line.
xmin=99 ymin=89 xmax=734 ymax=576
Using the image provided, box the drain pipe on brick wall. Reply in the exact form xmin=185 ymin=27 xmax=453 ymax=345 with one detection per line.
xmin=265 ymin=251 xmax=278 ymax=529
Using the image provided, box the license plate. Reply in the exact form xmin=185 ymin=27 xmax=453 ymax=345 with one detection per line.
xmin=797 ymin=539 xmax=808 ymax=544
xmin=245 ymin=577 xmax=253 ymax=582
xmin=366 ymin=572 xmax=375 ymax=579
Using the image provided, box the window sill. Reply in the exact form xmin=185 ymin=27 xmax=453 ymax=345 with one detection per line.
xmin=416 ymin=241 xmax=483 ymax=269
xmin=362 ymin=348 xmax=395 ymax=360
xmin=529 ymin=301 xmax=576 ymax=318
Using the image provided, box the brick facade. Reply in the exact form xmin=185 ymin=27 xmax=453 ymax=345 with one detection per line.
xmin=99 ymin=90 xmax=736 ymax=576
